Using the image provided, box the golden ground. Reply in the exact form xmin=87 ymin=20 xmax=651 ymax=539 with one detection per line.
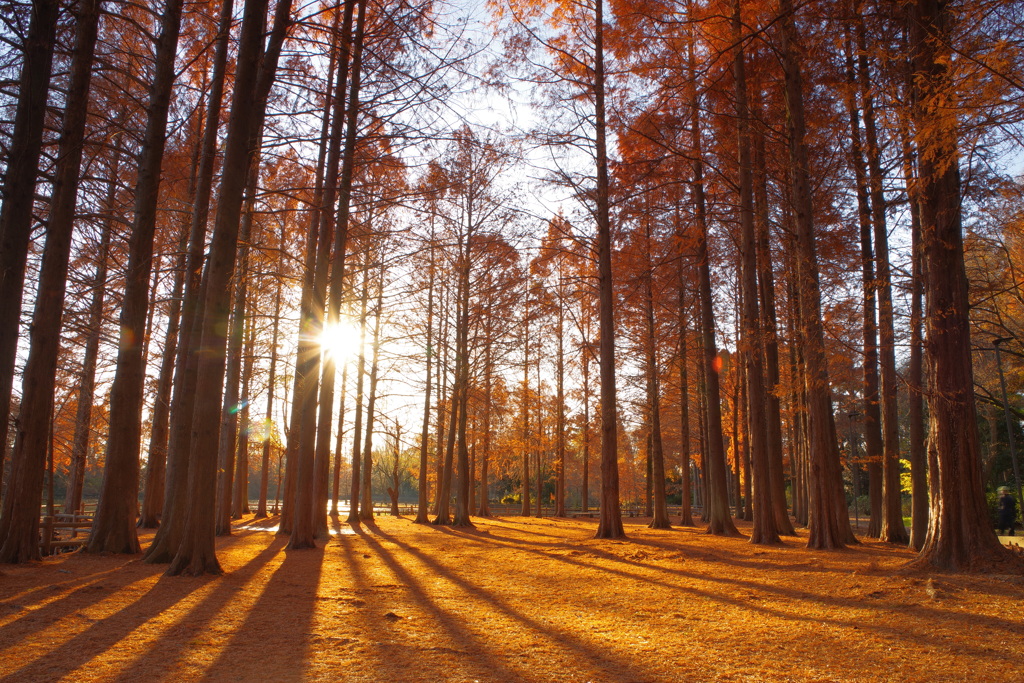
xmin=1 ymin=514 xmax=1023 ymax=682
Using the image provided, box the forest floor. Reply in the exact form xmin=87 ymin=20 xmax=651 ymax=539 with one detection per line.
xmin=2 ymin=514 xmax=1024 ymax=683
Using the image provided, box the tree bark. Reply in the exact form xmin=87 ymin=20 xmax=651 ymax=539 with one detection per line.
xmin=778 ymin=0 xmax=852 ymax=549
xmin=88 ymin=0 xmax=186 ymax=557
xmin=360 ymin=267 xmax=384 ymax=523
xmin=909 ymin=0 xmax=1015 ymax=571
xmin=855 ymin=19 xmax=907 ymax=545
xmin=415 ymin=233 xmax=436 ymax=523
xmin=593 ymin=0 xmax=624 ymax=539
xmin=306 ymin=0 xmax=360 ymax=544
xmin=0 ymin=0 xmax=59 ymax=500
xmin=0 ymin=0 xmax=100 ymax=562
xmin=145 ymin=0 xmax=234 ymax=563
xmin=168 ymin=0 xmax=292 ymax=576
xmin=66 ymin=159 xmax=117 ymax=516
xmin=733 ymin=0 xmax=778 ymax=543
xmin=346 ymin=267 xmax=371 ymax=525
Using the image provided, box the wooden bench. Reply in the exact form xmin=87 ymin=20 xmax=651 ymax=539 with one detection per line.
xmin=40 ymin=514 xmax=93 ymax=556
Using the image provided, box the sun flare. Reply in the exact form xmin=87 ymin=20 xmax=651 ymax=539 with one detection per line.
xmin=319 ymin=321 xmax=362 ymax=361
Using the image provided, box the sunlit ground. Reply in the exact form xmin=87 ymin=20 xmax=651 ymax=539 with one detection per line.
xmin=2 ymin=515 xmax=1023 ymax=682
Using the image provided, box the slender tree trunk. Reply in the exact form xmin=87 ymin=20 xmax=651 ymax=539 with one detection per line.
xmin=307 ymin=0 xmax=361 ymax=544
xmin=582 ymin=344 xmax=591 ymax=514
xmin=434 ymin=377 xmax=458 ymax=524
xmin=778 ymin=0 xmax=852 ymax=549
xmin=234 ymin=317 xmax=256 ymax=518
xmin=0 ymin=0 xmax=60 ymax=500
xmin=0 ymin=0 xmax=100 ymax=561
xmin=733 ymin=3 xmax=778 ymax=543
xmin=360 ymin=268 xmax=384 ymax=522
xmin=855 ymin=20 xmax=907 ymax=545
xmin=215 ymin=220 xmax=251 ymax=536
xmin=168 ymin=0 xmax=292 ymax=575
xmin=346 ymin=266 xmax=371 ymax=525
xmin=675 ymin=208 xmax=695 ymax=527
xmin=331 ymin=362 xmax=348 ymax=515
xmin=431 ymin=287 xmax=450 ymax=516
xmin=415 ymin=236 xmax=436 ymax=523
xmin=453 ymin=235 xmax=474 ymax=527
xmin=903 ymin=111 xmax=928 ymax=551
xmin=521 ymin=291 xmax=531 ymax=517
xmin=257 ymin=265 xmax=283 ymax=518
xmin=67 ymin=162 xmax=117 ymax=516
xmin=593 ymin=0 xmax=624 ymax=539
xmin=749 ymin=80 xmax=795 ymax=536
xmin=139 ymin=218 xmax=188 ymax=529
xmin=478 ymin=329 xmax=493 ymax=517
xmin=144 ymin=0 xmax=234 ymax=562
xmin=88 ymin=0 xmax=186 ymax=557
xmin=843 ymin=37 xmax=884 ymax=539
xmin=555 ymin=294 xmax=566 ymax=517
xmin=687 ymin=17 xmax=737 ymax=536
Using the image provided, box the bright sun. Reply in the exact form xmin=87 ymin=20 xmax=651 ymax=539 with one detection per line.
xmin=319 ymin=321 xmax=362 ymax=361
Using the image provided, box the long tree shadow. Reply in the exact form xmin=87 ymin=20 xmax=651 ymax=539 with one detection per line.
xmin=0 ymin=569 xmax=199 ymax=683
xmin=107 ymin=534 xmax=289 ymax=682
xmin=0 ymin=531 xmax=262 ymax=660
xmin=423 ymin=521 xmax=1021 ymax=659
xmin=193 ymin=541 xmax=324 ymax=682
xmin=367 ymin=526 xmax=655 ymax=681
xmin=347 ymin=523 xmax=525 ymax=679
xmin=0 ymin=566 xmax=161 ymax=648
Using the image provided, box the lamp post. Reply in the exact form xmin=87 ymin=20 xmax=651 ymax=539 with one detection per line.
xmin=848 ymin=411 xmax=861 ymax=532
xmin=993 ymin=337 xmax=1023 ymax=517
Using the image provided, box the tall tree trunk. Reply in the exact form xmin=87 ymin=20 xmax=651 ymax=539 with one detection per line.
xmin=66 ymin=160 xmax=117 ymax=516
xmin=139 ymin=212 xmax=188 ymax=529
xmin=733 ymin=1 xmax=777 ymax=543
xmin=478 ymin=326 xmax=493 ymax=517
xmin=581 ymin=343 xmax=591 ymax=513
xmin=843 ymin=36 xmax=884 ymax=539
xmin=215 ymin=213 xmax=252 ymax=536
xmin=257 ymin=259 xmax=283 ymax=518
xmin=520 ymin=291 xmax=531 ymax=517
xmin=346 ymin=266 xmax=371 ymax=525
xmin=856 ymin=19 xmax=907 ymax=545
xmin=431 ymin=286 xmax=450 ymax=516
xmin=453 ymin=238 xmax=474 ymax=527
xmin=593 ymin=0 xmax=624 ymax=539
xmin=234 ymin=311 xmax=256 ymax=517
xmin=903 ymin=105 xmax=928 ymax=550
xmin=277 ymin=6 xmax=341 ymax=537
xmin=555 ymin=292 xmax=566 ymax=517
xmin=0 ymin=0 xmax=60 ymax=499
xmin=676 ymin=209 xmax=695 ymax=527
xmin=778 ymin=0 xmax=852 ymax=549
xmin=360 ymin=268 xmax=384 ymax=523
xmin=144 ymin=0 xmax=234 ymax=562
xmin=643 ymin=222 xmax=670 ymax=529
xmin=687 ymin=13 xmax=737 ymax=536
xmin=88 ymin=0 xmax=186 ymax=557
xmin=415 ymin=235 xmax=436 ymax=523
xmin=168 ymin=0 xmax=292 ymax=575
xmin=0 ymin=0 xmax=100 ymax=561
xmin=909 ymin=0 xmax=1013 ymax=570
xmin=331 ymin=362 xmax=348 ymax=515
xmin=306 ymin=0 xmax=361 ymax=544
xmin=751 ymin=81 xmax=795 ymax=536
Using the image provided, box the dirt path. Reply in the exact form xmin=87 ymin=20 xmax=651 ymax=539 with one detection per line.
xmin=2 ymin=515 xmax=1023 ymax=682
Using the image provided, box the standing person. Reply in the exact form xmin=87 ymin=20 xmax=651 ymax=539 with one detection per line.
xmin=997 ymin=487 xmax=1017 ymax=536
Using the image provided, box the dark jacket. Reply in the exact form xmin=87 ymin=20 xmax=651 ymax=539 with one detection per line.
xmin=999 ymin=494 xmax=1017 ymax=525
